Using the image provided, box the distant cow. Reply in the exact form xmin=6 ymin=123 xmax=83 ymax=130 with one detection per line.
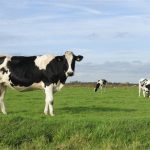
xmin=139 ymin=78 xmax=150 ymax=97
xmin=94 ymin=79 xmax=107 ymax=92
xmin=0 ymin=51 xmax=83 ymax=116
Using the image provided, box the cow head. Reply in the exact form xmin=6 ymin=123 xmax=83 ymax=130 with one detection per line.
xmin=55 ymin=51 xmax=83 ymax=77
xmin=143 ymin=83 xmax=150 ymax=97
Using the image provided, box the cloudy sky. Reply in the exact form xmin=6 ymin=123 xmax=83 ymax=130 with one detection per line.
xmin=0 ymin=0 xmax=150 ymax=83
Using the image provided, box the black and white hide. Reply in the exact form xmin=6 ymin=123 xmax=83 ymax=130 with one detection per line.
xmin=94 ymin=79 xmax=107 ymax=92
xmin=0 ymin=51 xmax=83 ymax=116
xmin=139 ymin=78 xmax=150 ymax=98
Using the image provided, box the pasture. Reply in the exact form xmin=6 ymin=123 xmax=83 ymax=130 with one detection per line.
xmin=0 ymin=85 xmax=150 ymax=150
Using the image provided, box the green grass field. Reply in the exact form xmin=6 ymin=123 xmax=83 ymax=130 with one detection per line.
xmin=0 ymin=86 xmax=150 ymax=150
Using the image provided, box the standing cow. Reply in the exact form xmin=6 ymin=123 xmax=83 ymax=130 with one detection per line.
xmin=94 ymin=79 xmax=107 ymax=92
xmin=0 ymin=51 xmax=83 ymax=116
xmin=139 ymin=78 xmax=150 ymax=98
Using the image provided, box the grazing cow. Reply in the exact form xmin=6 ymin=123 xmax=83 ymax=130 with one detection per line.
xmin=0 ymin=51 xmax=83 ymax=116
xmin=94 ymin=79 xmax=107 ymax=92
xmin=139 ymin=78 xmax=150 ymax=98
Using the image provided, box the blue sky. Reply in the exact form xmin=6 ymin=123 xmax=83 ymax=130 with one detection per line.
xmin=0 ymin=0 xmax=150 ymax=83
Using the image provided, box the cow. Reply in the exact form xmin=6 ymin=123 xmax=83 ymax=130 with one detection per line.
xmin=139 ymin=78 xmax=150 ymax=98
xmin=94 ymin=79 xmax=107 ymax=92
xmin=0 ymin=51 xmax=83 ymax=116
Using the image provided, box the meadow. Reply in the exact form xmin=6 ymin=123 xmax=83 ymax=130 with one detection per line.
xmin=0 ymin=85 xmax=150 ymax=150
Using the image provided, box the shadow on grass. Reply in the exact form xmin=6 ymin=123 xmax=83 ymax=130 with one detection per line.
xmin=59 ymin=106 xmax=136 ymax=114
xmin=8 ymin=110 xmax=28 ymax=114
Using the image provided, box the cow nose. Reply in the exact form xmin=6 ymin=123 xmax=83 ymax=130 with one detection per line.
xmin=67 ymin=72 xmax=74 ymax=76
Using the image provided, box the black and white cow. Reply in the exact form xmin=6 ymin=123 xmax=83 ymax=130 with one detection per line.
xmin=0 ymin=51 xmax=83 ymax=116
xmin=139 ymin=78 xmax=150 ymax=98
xmin=94 ymin=79 xmax=107 ymax=92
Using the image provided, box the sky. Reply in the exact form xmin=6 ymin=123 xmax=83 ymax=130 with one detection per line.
xmin=0 ymin=0 xmax=150 ymax=83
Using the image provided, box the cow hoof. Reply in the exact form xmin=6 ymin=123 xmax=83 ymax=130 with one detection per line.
xmin=50 ymin=114 xmax=55 ymax=117
xmin=2 ymin=112 xmax=7 ymax=115
xmin=44 ymin=111 xmax=49 ymax=115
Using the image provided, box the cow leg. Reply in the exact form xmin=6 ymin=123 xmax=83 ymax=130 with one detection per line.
xmin=103 ymin=85 xmax=106 ymax=92
xmin=0 ymin=84 xmax=7 ymax=114
xmin=139 ymin=85 xmax=142 ymax=96
xmin=100 ymin=85 xmax=103 ymax=93
xmin=44 ymin=84 xmax=54 ymax=116
xmin=143 ymin=90 xmax=146 ymax=97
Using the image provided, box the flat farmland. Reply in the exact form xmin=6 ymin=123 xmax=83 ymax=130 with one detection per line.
xmin=0 ymin=85 xmax=150 ymax=150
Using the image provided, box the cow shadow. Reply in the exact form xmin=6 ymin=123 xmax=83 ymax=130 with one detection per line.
xmin=8 ymin=110 xmax=28 ymax=114
xmin=59 ymin=106 xmax=136 ymax=114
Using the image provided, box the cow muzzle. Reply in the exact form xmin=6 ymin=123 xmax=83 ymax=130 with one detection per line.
xmin=67 ymin=71 xmax=74 ymax=77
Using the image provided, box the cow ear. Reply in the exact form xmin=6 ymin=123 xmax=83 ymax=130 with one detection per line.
xmin=55 ymin=56 xmax=64 ymax=62
xmin=75 ymin=55 xmax=83 ymax=61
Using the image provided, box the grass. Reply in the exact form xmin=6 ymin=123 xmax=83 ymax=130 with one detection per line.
xmin=0 ymin=86 xmax=150 ymax=149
